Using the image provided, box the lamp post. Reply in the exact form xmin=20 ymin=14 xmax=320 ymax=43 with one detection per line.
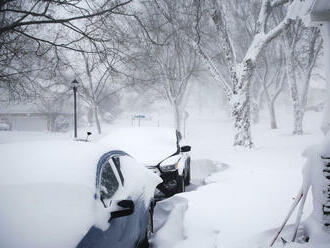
xmin=71 ymin=79 xmax=79 ymax=138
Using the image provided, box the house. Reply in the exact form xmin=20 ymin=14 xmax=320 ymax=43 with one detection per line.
xmin=0 ymin=103 xmax=71 ymax=132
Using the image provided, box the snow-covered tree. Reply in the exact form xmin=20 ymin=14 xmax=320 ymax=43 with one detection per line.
xmin=190 ymin=0 xmax=296 ymax=147
xmin=282 ymin=20 xmax=322 ymax=135
xmin=154 ymin=0 xmax=298 ymax=147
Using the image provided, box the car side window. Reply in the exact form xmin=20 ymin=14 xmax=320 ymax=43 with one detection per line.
xmin=100 ymin=161 xmax=119 ymax=204
xmin=112 ymin=156 xmax=124 ymax=185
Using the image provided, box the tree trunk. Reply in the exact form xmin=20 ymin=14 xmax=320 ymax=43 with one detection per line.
xmin=232 ymin=90 xmax=253 ymax=148
xmin=174 ymin=103 xmax=184 ymax=134
xmin=269 ymin=100 xmax=278 ymax=129
xmin=286 ymin=50 xmax=304 ymax=135
xmin=293 ymin=107 xmax=304 ymax=135
xmin=94 ymin=105 xmax=101 ymax=134
xmin=251 ymin=101 xmax=260 ymax=124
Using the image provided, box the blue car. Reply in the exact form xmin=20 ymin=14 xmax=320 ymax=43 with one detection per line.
xmin=0 ymin=140 xmax=162 ymax=248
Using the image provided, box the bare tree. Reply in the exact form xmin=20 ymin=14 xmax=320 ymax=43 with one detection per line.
xmin=72 ymin=48 xmax=130 ymax=134
xmin=256 ymin=43 xmax=286 ymax=129
xmin=135 ymin=1 xmax=201 ymax=134
xmin=157 ymin=39 xmax=199 ymax=134
xmin=0 ymin=0 xmax=134 ymax=97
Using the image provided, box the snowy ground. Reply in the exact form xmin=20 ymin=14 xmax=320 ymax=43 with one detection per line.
xmin=0 ymin=108 xmax=324 ymax=247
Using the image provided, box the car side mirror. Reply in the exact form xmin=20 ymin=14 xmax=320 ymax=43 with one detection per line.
xmin=181 ymin=146 xmax=191 ymax=153
xmin=110 ymin=200 xmax=135 ymax=220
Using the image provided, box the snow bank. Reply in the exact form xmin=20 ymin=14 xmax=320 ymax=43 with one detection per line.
xmin=0 ymin=140 xmax=110 ymax=248
xmin=0 ymin=139 xmax=161 ymax=248
xmin=0 ymin=183 xmax=97 ymax=248
xmin=152 ymin=195 xmax=188 ymax=248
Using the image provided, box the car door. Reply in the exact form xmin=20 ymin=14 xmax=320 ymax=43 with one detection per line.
xmin=76 ymin=151 xmax=136 ymax=248
xmin=116 ymin=155 xmax=151 ymax=247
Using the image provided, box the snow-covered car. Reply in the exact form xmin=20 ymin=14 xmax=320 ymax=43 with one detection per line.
xmin=0 ymin=140 xmax=161 ymax=248
xmin=100 ymin=128 xmax=191 ymax=198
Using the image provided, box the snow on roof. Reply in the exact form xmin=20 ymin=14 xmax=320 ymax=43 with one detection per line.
xmin=0 ymin=140 xmax=116 ymax=188
xmin=0 ymin=101 xmax=72 ymax=115
xmin=0 ymin=102 xmax=37 ymax=114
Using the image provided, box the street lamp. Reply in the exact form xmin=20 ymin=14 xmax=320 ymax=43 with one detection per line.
xmin=71 ymin=79 xmax=79 ymax=138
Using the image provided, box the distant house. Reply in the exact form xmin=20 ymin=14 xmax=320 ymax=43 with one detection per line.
xmin=0 ymin=103 xmax=71 ymax=132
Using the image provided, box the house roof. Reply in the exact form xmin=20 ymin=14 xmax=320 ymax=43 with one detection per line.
xmin=0 ymin=102 xmax=71 ymax=115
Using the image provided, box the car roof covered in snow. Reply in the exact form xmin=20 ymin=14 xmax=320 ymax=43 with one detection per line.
xmin=0 ymin=140 xmax=120 ymax=188
xmin=99 ymin=127 xmax=178 ymax=165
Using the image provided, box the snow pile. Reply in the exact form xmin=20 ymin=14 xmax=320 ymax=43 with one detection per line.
xmin=152 ymin=195 xmax=188 ymax=248
xmin=0 ymin=140 xmax=108 ymax=248
xmin=0 ymin=183 xmax=97 ymax=248
xmin=0 ymin=139 xmax=161 ymax=248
